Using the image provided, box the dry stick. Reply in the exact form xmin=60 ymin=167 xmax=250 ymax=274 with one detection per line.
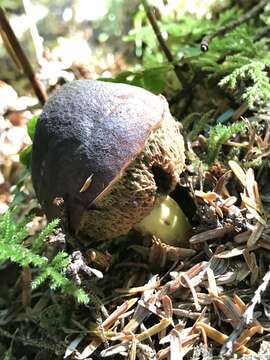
xmin=220 ymin=266 xmax=270 ymax=357
xmin=0 ymin=7 xmax=47 ymax=105
xmin=21 ymin=266 xmax=32 ymax=307
xmin=201 ymin=0 xmax=269 ymax=52
xmin=141 ymin=0 xmax=185 ymax=85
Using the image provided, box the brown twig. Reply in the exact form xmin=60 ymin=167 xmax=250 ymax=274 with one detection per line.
xmin=141 ymin=0 xmax=186 ymax=85
xmin=0 ymin=7 xmax=47 ymax=104
xmin=201 ymin=0 xmax=268 ymax=52
xmin=21 ymin=266 xmax=32 ymax=307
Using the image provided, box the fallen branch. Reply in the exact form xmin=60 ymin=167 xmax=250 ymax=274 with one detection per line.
xmin=201 ymin=0 xmax=268 ymax=51
xmin=0 ymin=6 xmax=47 ymax=104
xmin=141 ymin=0 xmax=186 ymax=85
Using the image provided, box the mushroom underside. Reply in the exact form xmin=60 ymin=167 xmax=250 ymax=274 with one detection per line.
xmin=78 ymin=113 xmax=185 ymax=241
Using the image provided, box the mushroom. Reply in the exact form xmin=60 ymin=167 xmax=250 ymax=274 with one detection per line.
xmin=31 ymin=80 xmax=190 ymax=244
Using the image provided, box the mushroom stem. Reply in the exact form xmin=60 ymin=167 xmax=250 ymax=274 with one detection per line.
xmin=135 ymin=195 xmax=191 ymax=245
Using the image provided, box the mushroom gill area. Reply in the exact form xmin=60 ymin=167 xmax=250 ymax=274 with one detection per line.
xmin=78 ymin=113 xmax=185 ymax=241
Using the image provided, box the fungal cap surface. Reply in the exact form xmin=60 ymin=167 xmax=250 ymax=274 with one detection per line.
xmin=31 ymin=80 xmax=179 ymax=235
xmin=78 ymin=104 xmax=186 ymax=240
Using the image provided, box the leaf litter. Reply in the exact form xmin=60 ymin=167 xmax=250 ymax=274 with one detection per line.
xmin=67 ymin=149 xmax=270 ymax=360
xmin=1 ymin=38 xmax=270 ymax=360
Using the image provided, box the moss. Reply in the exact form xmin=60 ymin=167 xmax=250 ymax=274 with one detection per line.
xmin=78 ymin=111 xmax=185 ymax=241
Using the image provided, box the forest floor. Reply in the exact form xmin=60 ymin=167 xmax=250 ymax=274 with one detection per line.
xmin=1 ymin=1 xmax=270 ymax=359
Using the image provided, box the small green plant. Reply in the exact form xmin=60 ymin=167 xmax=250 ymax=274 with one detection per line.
xmin=207 ymin=121 xmax=247 ymax=164
xmin=100 ymin=63 xmax=173 ymax=94
xmin=0 ymin=210 xmax=89 ymax=304
xmin=19 ymin=115 xmax=39 ymax=170
xmin=219 ymin=61 xmax=270 ymax=108
xmin=115 ymin=3 xmax=270 ymax=113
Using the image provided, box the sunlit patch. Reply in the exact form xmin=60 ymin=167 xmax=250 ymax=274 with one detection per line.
xmin=62 ymin=7 xmax=73 ymax=22
xmin=75 ymin=0 xmax=108 ymax=22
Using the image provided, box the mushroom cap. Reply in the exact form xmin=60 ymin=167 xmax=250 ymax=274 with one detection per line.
xmin=31 ymin=80 xmax=185 ymax=240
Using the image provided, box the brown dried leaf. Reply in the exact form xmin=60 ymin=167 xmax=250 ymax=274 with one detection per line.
xmin=128 ymin=337 xmax=137 ymax=360
xmin=195 ymin=322 xmax=254 ymax=355
xmin=229 ymin=160 xmax=246 ymax=187
xmin=189 ymin=226 xmax=233 ymax=244
xmin=77 ymin=339 xmax=102 ymax=359
xmin=241 ymin=194 xmax=266 ymax=225
xmin=243 ymin=250 xmax=259 ymax=285
xmin=194 ymin=190 xmax=219 ymax=202
xmin=136 ymin=318 xmax=171 ymax=342
xmin=258 ymin=239 xmax=270 ymax=250
xmin=222 ymin=196 xmax=237 ymax=208
xmin=214 ymin=170 xmax=232 ymax=194
xmin=166 ymin=245 xmax=196 ymax=261
xmin=245 ymin=168 xmax=256 ymax=201
xmin=247 ymin=222 xmax=265 ymax=248
xmin=170 ymin=329 xmax=183 ymax=360
xmin=234 ymin=230 xmax=252 ymax=244
xmin=236 ymin=325 xmax=264 ymax=347
xmin=173 ymin=308 xmax=201 ymax=320
xmin=241 ymin=194 xmax=261 ymax=213
xmin=233 ymin=294 xmax=246 ymax=314
xmin=212 ymin=295 xmax=242 ymax=327
xmin=207 ymin=268 xmax=218 ymax=297
xmin=214 ymin=247 xmax=245 ymax=259
xmin=157 ymin=346 xmax=169 ymax=360
xmin=123 ymin=276 xmax=158 ymax=334
xmin=253 ymin=180 xmax=264 ymax=212
xmin=162 ymin=295 xmax=173 ymax=320
xmin=117 ymin=282 xmax=160 ymax=294
xmin=181 ymin=274 xmax=201 ymax=311
xmin=78 ymin=299 xmax=137 ymax=358
xmin=138 ymin=298 xmax=164 ymax=318
xmin=213 ymin=203 xmax=224 ymax=218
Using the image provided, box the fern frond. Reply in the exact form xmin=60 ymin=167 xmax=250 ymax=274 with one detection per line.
xmin=50 ymin=251 xmax=72 ymax=270
xmin=188 ymin=110 xmax=215 ymax=140
xmin=0 ymin=210 xmax=89 ymax=304
xmin=32 ymin=250 xmax=89 ymax=304
xmin=32 ymin=218 xmax=60 ymax=252
xmin=31 ymin=269 xmax=50 ymax=289
xmin=0 ymin=242 xmax=47 ymax=267
xmin=219 ymin=61 xmax=270 ymax=108
xmin=0 ymin=210 xmax=13 ymax=241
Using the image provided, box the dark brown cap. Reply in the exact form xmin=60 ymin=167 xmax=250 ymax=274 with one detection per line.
xmin=31 ymin=80 xmax=172 ymax=232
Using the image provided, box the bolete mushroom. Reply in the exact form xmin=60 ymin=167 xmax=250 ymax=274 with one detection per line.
xmin=31 ymin=80 xmax=190 ymax=244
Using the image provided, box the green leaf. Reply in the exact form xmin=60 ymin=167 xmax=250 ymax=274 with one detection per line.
xmin=99 ymin=65 xmax=172 ymax=94
xmin=27 ymin=115 xmax=39 ymax=140
xmin=143 ymin=65 xmax=173 ymax=93
xmin=19 ymin=116 xmax=38 ymax=169
xmin=19 ymin=144 xmax=32 ymax=169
